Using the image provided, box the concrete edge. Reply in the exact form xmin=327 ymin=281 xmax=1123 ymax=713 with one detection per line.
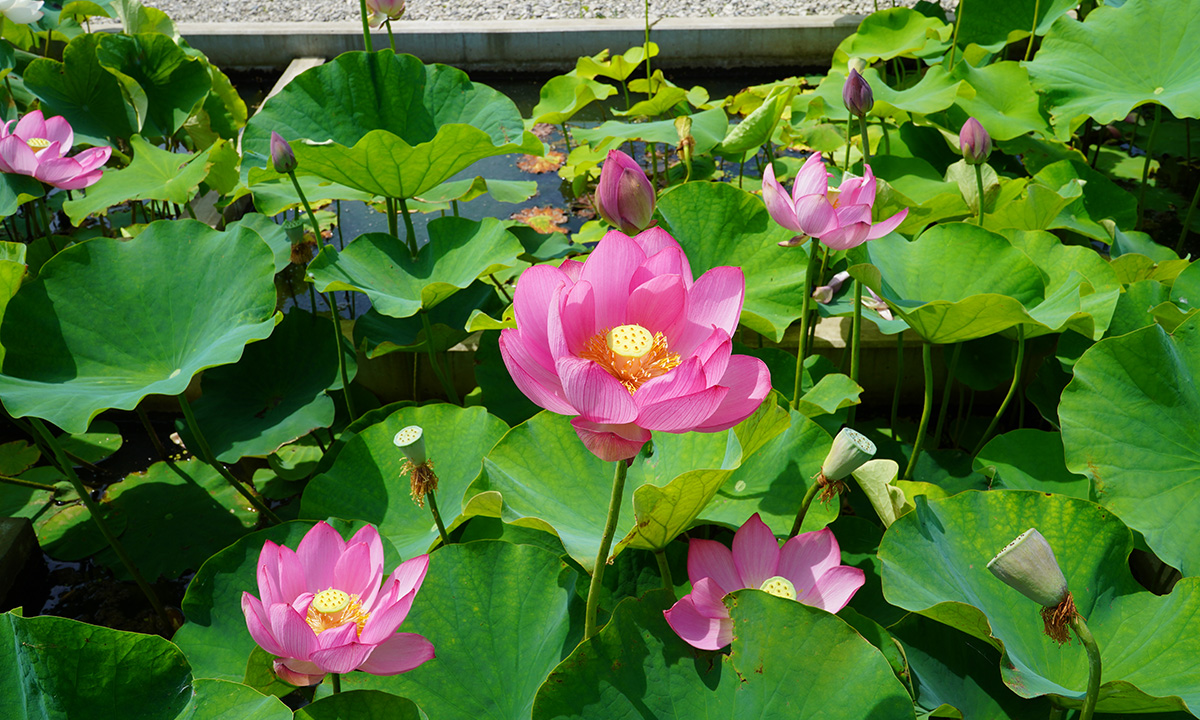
xmin=174 ymin=15 xmax=865 ymax=70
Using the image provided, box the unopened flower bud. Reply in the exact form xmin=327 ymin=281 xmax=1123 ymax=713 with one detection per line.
xmin=393 ymin=425 xmax=427 ymax=466
xmin=270 ymin=131 xmax=297 ymax=174
xmin=596 ymin=149 xmax=655 ymax=234
xmin=842 ymin=69 xmax=874 ymax=118
xmin=959 ymin=118 xmax=992 ymax=166
xmin=813 ymin=270 xmax=850 ymax=304
xmin=987 ymin=528 xmax=1069 ymax=607
xmin=822 ymin=427 xmax=876 ymax=481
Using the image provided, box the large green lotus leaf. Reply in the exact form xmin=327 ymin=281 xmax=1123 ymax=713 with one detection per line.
xmin=1028 ymin=160 xmax=1139 ymax=241
xmin=296 ymin=690 xmax=420 ymax=720
xmin=572 ymin=107 xmax=728 ymax=155
xmin=94 ymin=458 xmax=258 ymax=581
xmin=700 ymin=407 xmax=838 ymax=536
xmin=0 ymin=173 xmax=44 ymax=219
xmin=955 ymin=0 xmax=1077 ymax=51
xmin=834 ymin=7 xmax=950 ymax=64
xmin=574 ymin=44 xmax=658 ymax=83
xmin=242 ymin=169 xmax=375 ymax=217
xmin=973 ymin=429 xmax=1090 ymax=499
xmin=24 ymin=33 xmax=136 ymax=145
xmin=0 ymin=611 xmax=191 ymax=719
xmin=718 ymin=85 xmax=792 ymax=155
xmin=949 ymin=61 xmax=1053 ymax=141
xmin=243 ymin=51 xmax=541 ymax=199
xmin=302 ymin=404 xmax=508 ymax=559
xmin=528 ymin=72 xmax=617 ymax=126
xmin=96 ymin=32 xmax=211 ymax=139
xmin=880 ymin=490 xmax=1200 ymax=714
xmin=226 ymin=213 xmax=293 ymax=273
xmin=470 ymin=410 xmax=730 ymax=572
xmin=1172 ymin=261 xmax=1200 ymax=311
xmin=0 ymin=220 xmax=276 ymax=433
xmin=309 ymin=217 xmax=523 ymax=319
xmin=1004 ymin=229 xmax=1121 ymax=339
xmin=338 ymin=542 xmax=579 ymax=720
xmin=1025 ymin=0 xmax=1200 ymax=135
xmin=182 ymin=678 xmax=292 ymax=720
xmin=179 ymin=309 xmax=347 ymax=463
xmin=866 ymin=65 xmax=967 ymax=119
xmin=657 ymin=181 xmax=806 ymax=342
xmin=175 ymin=519 xmax=399 ymax=681
xmin=870 ymin=155 xmax=971 ymax=233
xmin=849 ymin=223 xmax=1047 ymax=344
xmin=63 ymin=135 xmax=230 ymax=224
xmin=617 ymin=393 xmax=790 ymax=552
xmin=1059 ymin=314 xmax=1200 ymax=577
xmin=532 ymin=590 xmax=915 ymax=719
xmin=354 ymin=281 xmax=502 ymax=358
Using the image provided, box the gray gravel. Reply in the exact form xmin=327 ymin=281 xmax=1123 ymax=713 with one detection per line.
xmin=147 ymin=0 xmax=951 ymax=25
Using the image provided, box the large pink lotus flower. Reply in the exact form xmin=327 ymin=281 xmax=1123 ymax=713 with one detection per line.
xmin=241 ymin=522 xmax=435 ymax=686
xmin=499 ymin=227 xmax=772 ymax=462
xmin=762 ymin=153 xmax=907 ymax=250
xmin=664 ymin=513 xmax=865 ymax=650
xmin=0 ymin=110 xmax=111 ymax=190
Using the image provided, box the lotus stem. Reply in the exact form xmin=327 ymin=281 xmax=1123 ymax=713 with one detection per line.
xmin=933 ymin=342 xmax=961 ymax=449
xmin=891 ymin=332 xmax=904 ymax=432
xmin=974 ymin=163 xmax=986 ymax=225
xmin=1175 ymin=179 xmax=1200 ymax=255
xmin=1070 ymin=614 xmax=1101 ymax=720
xmin=356 ymin=0 xmax=373 ymax=52
xmin=654 ymin=549 xmax=674 ymax=597
xmin=788 ymin=480 xmax=822 ymax=539
xmin=29 ymin=417 xmax=177 ymax=632
xmin=792 ymin=238 xmax=820 ymax=410
xmin=385 ymin=19 xmax=396 ymax=53
xmin=845 ymin=116 xmax=853 ymax=170
xmin=290 ymin=171 xmax=357 ymax=421
xmin=948 ymin=0 xmax=964 ymax=68
xmin=0 ymin=473 xmax=57 ymax=491
xmin=848 ymin=281 xmax=863 ymax=426
xmin=1137 ymin=104 xmax=1162 ymax=229
xmin=584 ymin=459 xmax=630 ymax=639
xmin=489 ymin=273 xmax=513 ymax=304
xmin=426 ymin=487 xmax=451 ymax=547
xmin=177 ymin=394 xmax=282 ymax=525
xmin=643 ymin=0 xmax=652 ymax=93
xmin=136 ymin=406 xmax=167 ymax=461
xmin=419 ymin=310 xmax=460 ymax=405
xmin=1024 ymin=0 xmax=1041 ymax=62
xmin=973 ymin=325 xmax=1026 ymax=455
xmin=37 ymin=198 xmax=56 ymax=253
xmin=331 ymin=672 xmax=342 ymax=694
xmin=903 ymin=341 xmax=934 ymax=481
xmin=857 ymin=114 xmax=871 ymax=166
xmin=386 ymin=197 xmax=398 ymax=238
xmin=396 ymin=194 xmax=419 ymax=259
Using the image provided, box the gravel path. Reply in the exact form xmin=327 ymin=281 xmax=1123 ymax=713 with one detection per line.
xmin=148 ymin=0 xmax=950 ymax=25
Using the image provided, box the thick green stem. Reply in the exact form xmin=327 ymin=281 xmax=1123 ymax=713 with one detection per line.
xmin=290 ymin=171 xmax=357 ymax=420
xmin=792 ymin=238 xmax=820 ymax=410
xmin=891 ymin=332 xmax=904 ymax=433
xmin=584 ymin=460 xmax=630 ymax=639
xmin=420 ymin=310 xmax=460 ymax=404
xmin=30 ymin=418 xmax=176 ymax=630
xmin=948 ymin=0 xmax=964 ymax=68
xmin=0 ymin=473 xmax=57 ymax=491
xmin=654 ymin=549 xmax=674 ymax=597
xmin=1024 ymin=0 xmax=1041 ymax=62
xmin=788 ymin=481 xmax=822 ymax=538
xmin=1047 ymin=705 xmax=1066 ymax=720
xmin=974 ymin=162 xmax=987 ymax=226
xmin=38 ymin=198 xmax=57 ymax=253
xmin=857 ymin=114 xmax=871 ymax=166
xmin=903 ymin=341 xmax=935 ymax=481
xmin=933 ymin=343 xmax=961 ymax=449
xmin=397 ymin=194 xmax=419 ymax=259
xmin=972 ymin=326 xmax=1025 ymax=455
xmin=385 ymin=19 xmax=396 ymax=52
xmin=356 ymin=0 xmax=373 ymax=51
xmin=178 ymin=394 xmax=282 ymax=524
xmin=331 ymin=672 xmax=342 ymax=694
xmin=1070 ymin=615 xmax=1101 ymax=720
xmin=1137 ymin=104 xmax=1162 ymax=229
xmin=1176 ymin=178 xmax=1200 ymax=255
xmin=848 ymin=281 xmax=863 ymax=427
xmin=136 ymin=406 xmax=167 ymax=461
xmin=426 ymin=488 xmax=451 ymax=546
xmin=844 ymin=116 xmax=853 ymax=170
xmin=386 ymin=197 xmax=398 ymax=238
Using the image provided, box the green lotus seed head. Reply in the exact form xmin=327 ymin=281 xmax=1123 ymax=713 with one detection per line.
xmin=393 ymin=425 xmax=426 ymax=465
xmin=821 ymin=428 xmax=877 ymax=481
xmin=282 ymin=218 xmax=306 ymax=245
xmin=987 ymin=528 xmax=1069 ymax=607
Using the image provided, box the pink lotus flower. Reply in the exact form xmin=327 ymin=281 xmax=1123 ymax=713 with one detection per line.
xmin=664 ymin=513 xmax=865 ymax=650
xmin=0 ymin=111 xmax=111 ymax=190
xmin=241 ymin=521 xmax=435 ymax=686
xmin=762 ymin=153 xmax=907 ymax=250
xmin=499 ymin=227 xmax=772 ymax=462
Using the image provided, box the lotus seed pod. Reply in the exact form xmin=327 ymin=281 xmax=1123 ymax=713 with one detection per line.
xmin=821 ymin=427 xmax=877 ymax=481
xmin=282 ymin=218 xmax=306 ymax=245
xmin=987 ymin=528 xmax=1069 ymax=607
xmin=847 ymin=57 xmax=868 ymax=75
xmin=393 ymin=425 xmax=427 ymax=465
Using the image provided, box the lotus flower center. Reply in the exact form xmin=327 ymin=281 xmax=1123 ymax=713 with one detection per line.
xmin=26 ymin=138 xmax=51 ymax=151
xmin=306 ymin=588 xmax=370 ymax=636
xmin=759 ymin=576 xmax=797 ymax=600
xmin=579 ymin=323 xmax=681 ymax=394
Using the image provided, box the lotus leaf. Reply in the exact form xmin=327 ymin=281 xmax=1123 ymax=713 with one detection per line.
xmin=572 ymin=107 xmax=728 ymax=155
xmin=528 ymin=72 xmax=617 ymax=126
xmin=23 ymin=33 xmax=136 ymax=145
xmin=96 ymin=32 xmax=212 ymax=139
xmin=954 ymin=0 xmax=1077 ymax=51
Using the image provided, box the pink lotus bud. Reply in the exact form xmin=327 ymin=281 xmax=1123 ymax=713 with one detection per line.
xmin=959 ymin=118 xmax=992 ymax=166
xmin=842 ymin=69 xmax=874 ymax=118
xmin=270 ymin=131 xmax=297 ymax=174
xmin=596 ymin=150 xmax=655 ymax=234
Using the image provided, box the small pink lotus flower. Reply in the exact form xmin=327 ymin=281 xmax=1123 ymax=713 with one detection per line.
xmin=595 ymin=149 xmax=656 ymax=235
xmin=664 ymin=513 xmax=865 ymax=650
xmin=0 ymin=110 xmax=110 ymax=190
xmin=762 ymin=154 xmax=908 ymax=250
xmin=241 ymin=522 xmax=435 ymax=686
xmin=499 ymin=227 xmax=771 ymax=461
